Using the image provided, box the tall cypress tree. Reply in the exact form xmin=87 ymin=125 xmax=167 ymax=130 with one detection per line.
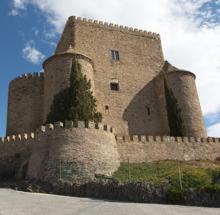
xmin=46 ymin=57 xmax=102 ymax=124
xmin=164 ymin=78 xmax=186 ymax=137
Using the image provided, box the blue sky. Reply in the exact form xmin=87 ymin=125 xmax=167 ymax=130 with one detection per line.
xmin=0 ymin=1 xmax=59 ymax=136
xmin=0 ymin=0 xmax=220 ymax=137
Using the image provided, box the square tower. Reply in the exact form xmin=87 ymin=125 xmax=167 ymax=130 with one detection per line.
xmin=55 ymin=17 xmax=165 ymax=135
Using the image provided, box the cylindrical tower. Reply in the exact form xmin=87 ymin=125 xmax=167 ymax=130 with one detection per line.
xmin=166 ymin=71 xmax=207 ymax=137
xmin=27 ymin=123 xmax=120 ymax=183
xmin=43 ymin=46 xmax=95 ymax=122
xmin=7 ymin=73 xmax=44 ymax=135
xmin=156 ymin=61 xmax=207 ymax=138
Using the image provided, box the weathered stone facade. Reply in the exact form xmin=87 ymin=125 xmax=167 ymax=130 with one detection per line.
xmin=7 ymin=73 xmax=44 ymax=135
xmin=1 ymin=122 xmax=120 ymax=182
xmin=1 ymin=16 xmax=213 ymax=183
xmin=116 ymin=135 xmax=220 ymax=163
xmin=6 ymin=16 xmax=207 ymax=138
xmin=43 ymin=52 xmax=95 ymax=122
xmin=0 ymin=121 xmax=220 ymax=183
xmin=27 ymin=122 xmax=120 ymax=182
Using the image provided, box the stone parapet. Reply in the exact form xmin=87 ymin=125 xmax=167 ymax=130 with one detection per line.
xmin=26 ymin=121 xmax=119 ymax=183
xmin=0 ymin=132 xmax=35 ymax=144
xmin=1 ymin=121 xmax=118 ymax=182
xmin=1 ymin=121 xmax=115 ymax=144
xmin=115 ymin=135 xmax=220 ymax=143
xmin=116 ymin=135 xmax=220 ymax=163
xmin=1 ymin=122 xmax=220 ymax=182
xmin=68 ymin=16 xmax=161 ymax=40
xmin=9 ymin=72 xmax=44 ymax=85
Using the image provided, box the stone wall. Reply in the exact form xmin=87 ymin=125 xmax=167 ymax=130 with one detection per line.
xmin=1 ymin=123 xmax=220 ymax=182
xmin=116 ymin=135 xmax=220 ymax=163
xmin=166 ymin=71 xmax=207 ymax=137
xmin=0 ymin=133 xmax=35 ymax=179
xmin=1 ymin=122 xmax=120 ymax=182
xmin=154 ymin=62 xmax=207 ymax=138
xmin=55 ymin=16 xmax=76 ymax=53
xmin=55 ymin=16 xmax=165 ymax=136
xmin=43 ymin=53 xmax=94 ymax=122
xmin=55 ymin=16 xmax=161 ymax=54
xmin=26 ymin=122 xmax=120 ymax=183
xmin=7 ymin=73 xmax=44 ymax=135
xmin=6 ymin=16 xmax=207 ymax=138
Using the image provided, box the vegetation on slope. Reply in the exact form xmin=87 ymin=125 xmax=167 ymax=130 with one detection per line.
xmin=113 ymin=160 xmax=220 ymax=203
xmin=1 ymin=160 xmax=220 ymax=206
xmin=113 ymin=160 xmax=220 ymax=184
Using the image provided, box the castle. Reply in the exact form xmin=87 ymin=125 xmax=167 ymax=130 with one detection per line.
xmin=7 ymin=16 xmax=207 ymax=138
xmin=1 ymin=16 xmax=219 ymax=183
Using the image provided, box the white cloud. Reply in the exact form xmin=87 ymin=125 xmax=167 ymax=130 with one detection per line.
xmin=22 ymin=40 xmax=45 ymax=64
xmin=208 ymin=123 xmax=220 ymax=137
xmin=11 ymin=0 xmax=220 ymax=133
xmin=10 ymin=0 xmax=28 ymax=15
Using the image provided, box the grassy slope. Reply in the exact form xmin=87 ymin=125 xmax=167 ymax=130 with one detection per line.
xmin=113 ymin=161 xmax=220 ymax=190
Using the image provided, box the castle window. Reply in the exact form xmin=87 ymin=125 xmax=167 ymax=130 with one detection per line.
xmin=105 ymin=105 xmax=109 ymax=114
xmin=146 ymin=106 xmax=151 ymax=116
xmin=147 ymin=108 xmax=150 ymax=116
xmin=110 ymin=82 xmax=119 ymax=91
xmin=111 ymin=50 xmax=120 ymax=61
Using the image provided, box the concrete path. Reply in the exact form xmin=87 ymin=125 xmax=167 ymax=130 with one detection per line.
xmin=0 ymin=189 xmax=220 ymax=215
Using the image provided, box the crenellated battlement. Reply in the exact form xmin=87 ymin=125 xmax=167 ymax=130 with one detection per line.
xmin=0 ymin=132 xmax=35 ymax=144
xmin=9 ymin=72 xmax=44 ymax=85
xmin=1 ymin=121 xmax=114 ymax=144
xmin=68 ymin=16 xmax=160 ymax=40
xmin=1 ymin=121 xmax=220 ymax=181
xmin=116 ymin=135 xmax=220 ymax=163
xmin=37 ymin=121 xmax=115 ymax=133
xmin=116 ymin=135 xmax=220 ymax=143
xmin=0 ymin=121 xmax=119 ymax=182
xmin=2 ymin=121 xmax=219 ymax=145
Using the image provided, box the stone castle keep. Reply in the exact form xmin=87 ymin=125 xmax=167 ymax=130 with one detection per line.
xmin=1 ymin=16 xmax=219 ymax=183
xmin=7 ymin=16 xmax=207 ymax=138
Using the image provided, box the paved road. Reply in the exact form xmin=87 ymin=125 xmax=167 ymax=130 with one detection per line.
xmin=0 ymin=189 xmax=220 ymax=215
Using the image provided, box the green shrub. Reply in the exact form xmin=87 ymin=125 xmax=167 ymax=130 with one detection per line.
xmin=210 ymin=169 xmax=220 ymax=184
xmin=46 ymin=57 xmax=102 ymax=124
xmin=113 ymin=161 xmax=217 ymax=187
xmin=166 ymin=187 xmax=186 ymax=204
xmin=201 ymin=184 xmax=220 ymax=193
xmin=169 ymin=172 xmax=210 ymax=190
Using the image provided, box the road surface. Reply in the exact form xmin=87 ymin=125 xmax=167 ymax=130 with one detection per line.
xmin=0 ymin=189 xmax=219 ymax=215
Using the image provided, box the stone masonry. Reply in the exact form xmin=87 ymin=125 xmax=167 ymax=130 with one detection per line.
xmin=6 ymin=16 xmax=207 ymax=138
xmin=1 ymin=16 xmax=213 ymax=183
xmin=1 ymin=122 xmax=120 ymax=182
xmin=0 ymin=122 xmax=220 ymax=183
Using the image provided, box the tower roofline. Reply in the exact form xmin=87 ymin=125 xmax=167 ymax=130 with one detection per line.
xmin=68 ymin=16 xmax=161 ymax=40
xmin=43 ymin=51 xmax=93 ymax=69
xmin=160 ymin=61 xmax=196 ymax=79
